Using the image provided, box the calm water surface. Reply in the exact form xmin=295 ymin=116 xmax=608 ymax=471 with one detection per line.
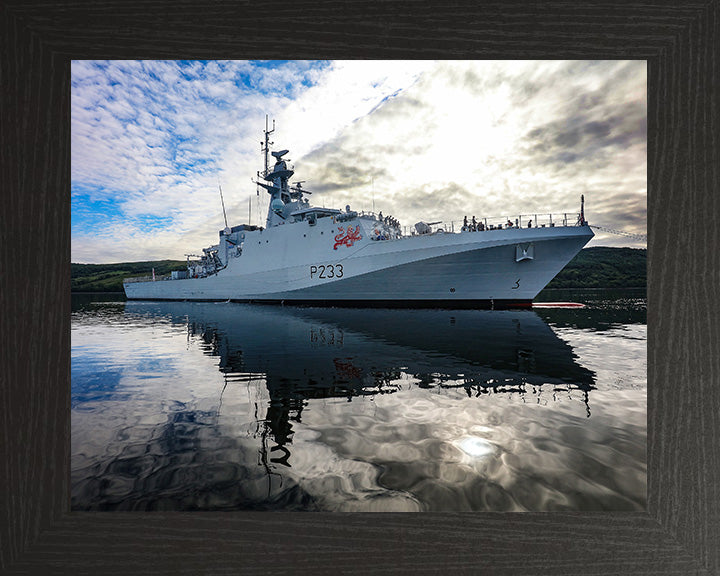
xmin=71 ymin=289 xmax=646 ymax=511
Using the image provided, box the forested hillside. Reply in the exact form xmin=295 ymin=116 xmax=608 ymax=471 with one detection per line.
xmin=71 ymin=260 xmax=186 ymax=292
xmin=544 ymin=247 xmax=646 ymax=289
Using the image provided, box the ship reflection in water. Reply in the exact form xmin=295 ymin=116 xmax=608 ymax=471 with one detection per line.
xmin=71 ymin=294 xmax=646 ymax=512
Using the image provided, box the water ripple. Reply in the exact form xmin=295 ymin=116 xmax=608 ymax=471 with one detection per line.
xmin=71 ymin=292 xmax=646 ymax=511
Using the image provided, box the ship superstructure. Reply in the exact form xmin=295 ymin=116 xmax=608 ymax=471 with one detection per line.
xmin=124 ymin=119 xmax=594 ymax=307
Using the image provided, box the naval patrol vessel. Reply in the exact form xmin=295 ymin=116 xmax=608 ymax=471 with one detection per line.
xmin=124 ymin=120 xmax=594 ymax=307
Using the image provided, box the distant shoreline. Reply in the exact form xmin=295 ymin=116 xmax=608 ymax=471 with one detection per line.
xmin=541 ymin=286 xmax=646 ymax=290
xmin=72 ymin=291 xmax=126 ymax=294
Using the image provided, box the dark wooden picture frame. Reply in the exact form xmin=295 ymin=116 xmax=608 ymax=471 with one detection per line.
xmin=1 ymin=2 xmax=718 ymax=574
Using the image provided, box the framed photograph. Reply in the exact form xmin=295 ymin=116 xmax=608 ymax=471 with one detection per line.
xmin=2 ymin=2 xmax=717 ymax=574
xmin=70 ymin=60 xmax=648 ymax=516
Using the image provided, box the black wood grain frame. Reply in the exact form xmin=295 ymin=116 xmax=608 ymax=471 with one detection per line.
xmin=1 ymin=1 xmax=718 ymax=574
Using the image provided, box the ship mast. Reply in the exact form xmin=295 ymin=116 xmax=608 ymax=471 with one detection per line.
xmin=260 ymin=114 xmax=275 ymax=178
xmin=253 ymin=117 xmax=297 ymax=228
xmin=218 ymin=178 xmax=228 ymax=228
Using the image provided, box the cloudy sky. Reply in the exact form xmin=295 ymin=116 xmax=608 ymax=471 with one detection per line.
xmin=71 ymin=60 xmax=646 ymax=263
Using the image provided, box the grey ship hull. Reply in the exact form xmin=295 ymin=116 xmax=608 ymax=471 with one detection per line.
xmin=125 ymin=224 xmax=593 ymax=308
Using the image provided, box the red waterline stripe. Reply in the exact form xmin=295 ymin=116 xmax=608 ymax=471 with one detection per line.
xmin=532 ymin=302 xmax=586 ymax=308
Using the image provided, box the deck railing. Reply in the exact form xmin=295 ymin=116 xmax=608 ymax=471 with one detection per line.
xmin=396 ymin=212 xmax=583 ymax=237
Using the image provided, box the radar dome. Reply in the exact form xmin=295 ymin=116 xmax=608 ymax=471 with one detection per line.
xmin=271 ymin=198 xmax=285 ymax=212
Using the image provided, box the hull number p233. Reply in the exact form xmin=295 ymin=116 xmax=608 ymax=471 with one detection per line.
xmin=310 ymin=264 xmax=344 ymax=279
